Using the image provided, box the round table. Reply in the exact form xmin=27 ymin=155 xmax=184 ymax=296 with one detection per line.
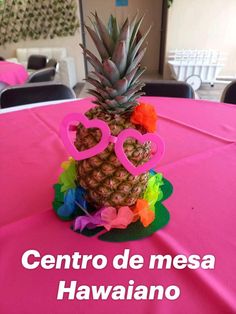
xmin=0 ymin=60 xmax=28 ymax=86
xmin=0 ymin=97 xmax=236 ymax=314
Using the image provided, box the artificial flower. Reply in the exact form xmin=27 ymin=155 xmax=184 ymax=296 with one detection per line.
xmin=73 ymin=206 xmax=134 ymax=232
xmin=75 ymin=186 xmax=89 ymax=211
xmin=61 ymin=157 xmax=74 ymax=170
xmin=74 ymin=209 xmax=103 ymax=231
xmin=101 ymin=206 xmax=134 ymax=231
xmin=133 ymin=199 xmax=155 ymax=227
xmin=131 ymin=103 xmax=157 ymax=132
xmin=57 ymin=188 xmax=77 ymax=218
xmin=59 ymin=158 xmax=76 ymax=192
xmin=56 ymin=185 xmax=89 ymax=220
xmin=143 ymin=173 xmax=164 ymax=210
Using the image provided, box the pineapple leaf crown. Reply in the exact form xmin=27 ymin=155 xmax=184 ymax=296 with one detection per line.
xmin=81 ymin=12 xmax=151 ymax=113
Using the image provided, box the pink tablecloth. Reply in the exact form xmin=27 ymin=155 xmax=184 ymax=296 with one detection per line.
xmin=0 ymin=61 xmax=28 ymax=85
xmin=0 ymin=97 xmax=236 ymax=314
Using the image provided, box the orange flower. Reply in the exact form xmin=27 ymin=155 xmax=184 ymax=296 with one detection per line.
xmin=133 ymin=199 xmax=155 ymax=227
xmin=131 ymin=103 xmax=157 ymax=132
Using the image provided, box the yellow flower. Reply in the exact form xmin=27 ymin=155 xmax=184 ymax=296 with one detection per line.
xmin=61 ymin=157 xmax=75 ymax=170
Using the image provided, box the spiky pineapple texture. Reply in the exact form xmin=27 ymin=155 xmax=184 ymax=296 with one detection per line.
xmin=80 ymin=12 xmax=151 ymax=113
xmin=76 ymin=13 xmax=152 ymax=208
xmin=76 ymin=107 xmax=151 ymax=208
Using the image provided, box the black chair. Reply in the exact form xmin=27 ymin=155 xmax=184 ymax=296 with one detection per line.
xmin=0 ymin=83 xmax=76 ymax=109
xmin=142 ymin=80 xmax=195 ymax=99
xmin=0 ymin=56 xmax=5 ymax=61
xmin=46 ymin=58 xmax=58 ymax=69
xmin=221 ymin=81 xmax=236 ymax=105
xmin=27 ymin=54 xmax=47 ymax=70
xmin=28 ymin=67 xmax=56 ymax=83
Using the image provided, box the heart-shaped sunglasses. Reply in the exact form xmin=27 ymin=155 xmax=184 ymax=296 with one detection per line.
xmin=60 ymin=113 xmax=165 ymax=176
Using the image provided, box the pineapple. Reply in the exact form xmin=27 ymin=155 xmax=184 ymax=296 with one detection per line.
xmin=75 ymin=12 xmax=152 ymax=209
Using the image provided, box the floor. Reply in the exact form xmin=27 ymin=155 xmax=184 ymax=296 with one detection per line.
xmin=74 ymin=72 xmax=229 ymax=102
xmin=195 ymin=82 xmax=228 ymax=101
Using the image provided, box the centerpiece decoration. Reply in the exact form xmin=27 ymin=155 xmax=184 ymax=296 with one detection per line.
xmin=53 ymin=13 xmax=173 ymax=242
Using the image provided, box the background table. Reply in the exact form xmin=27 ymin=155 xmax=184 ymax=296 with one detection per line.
xmin=0 ymin=97 xmax=236 ymax=314
xmin=0 ymin=60 xmax=28 ymax=86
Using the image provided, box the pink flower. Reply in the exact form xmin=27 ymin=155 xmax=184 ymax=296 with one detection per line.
xmin=101 ymin=206 xmax=134 ymax=231
xmin=73 ymin=206 xmax=134 ymax=232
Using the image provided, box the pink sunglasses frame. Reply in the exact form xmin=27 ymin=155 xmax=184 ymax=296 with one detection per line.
xmin=60 ymin=113 xmax=165 ymax=176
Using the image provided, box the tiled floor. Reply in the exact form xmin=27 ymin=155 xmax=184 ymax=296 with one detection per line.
xmin=195 ymin=82 xmax=228 ymax=102
xmin=75 ymin=72 xmax=230 ymax=102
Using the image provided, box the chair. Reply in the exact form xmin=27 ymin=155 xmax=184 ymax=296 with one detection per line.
xmin=10 ymin=48 xmax=77 ymax=88
xmin=46 ymin=58 xmax=58 ymax=69
xmin=142 ymin=80 xmax=195 ymax=99
xmin=0 ymin=82 xmax=8 ymax=92
xmin=27 ymin=54 xmax=47 ymax=70
xmin=0 ymin=56 xmax=5 ymax=61
xmin=28 ymin=67 xmax=56 ymax=83
xmin=221 ymin=81 xmax=236 ymax=105
xmin=0 ymin=83 xmax=76 ymax=109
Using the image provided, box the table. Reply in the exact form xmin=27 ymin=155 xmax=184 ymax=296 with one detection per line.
xmin=0 ymin=60 xmax=28 ymax=86
xmin=0 ymin=97 xmax=236 ymax=314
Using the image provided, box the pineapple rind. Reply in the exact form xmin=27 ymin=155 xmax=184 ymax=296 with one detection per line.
xmin=75 ymin=107 xmax=151 ymax=208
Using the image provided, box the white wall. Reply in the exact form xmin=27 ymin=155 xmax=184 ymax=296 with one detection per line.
xmin=164 ymin=0 xmax=236 ymax=78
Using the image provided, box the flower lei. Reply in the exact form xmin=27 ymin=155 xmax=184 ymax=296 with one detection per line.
xmin=53 ymin=157 xmax=164 ymax=233
xmin=53 ymin=103 xmax=165 ymax=233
